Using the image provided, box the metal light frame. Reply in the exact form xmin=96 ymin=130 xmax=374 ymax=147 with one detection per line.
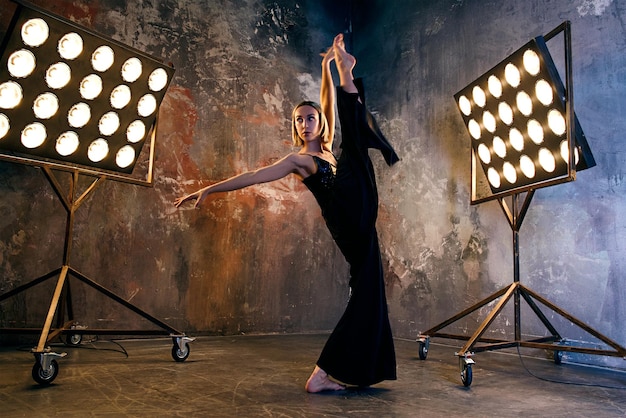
xmin=0 ymin=0 xmax=174 ymax=184
xmin=455 ymin=22 xmax=595 ymax=204
xmin=417 ymin=22 xmax=625 ymax=387
xmin=0 ymin=0 xmax=192 ymax=386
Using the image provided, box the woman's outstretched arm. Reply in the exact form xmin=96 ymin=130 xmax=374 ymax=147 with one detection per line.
xmin=174 ymin=153 xmax=305 ymax=208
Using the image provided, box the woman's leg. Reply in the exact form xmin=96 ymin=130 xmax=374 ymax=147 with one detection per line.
xmin=304 ymin=35 xmax=354 ymax=394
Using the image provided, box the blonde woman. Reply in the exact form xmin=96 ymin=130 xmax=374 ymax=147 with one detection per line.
xmin=175 ymin=34 xmax=399 ymax=392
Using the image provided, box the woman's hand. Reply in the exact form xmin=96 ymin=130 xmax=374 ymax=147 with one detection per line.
xmin=174 ymin=188 xmax=208 ymax=208
xmin=320 ymin=45 xmax=335 ymax=67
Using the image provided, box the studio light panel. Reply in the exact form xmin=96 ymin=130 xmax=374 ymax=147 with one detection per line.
xmin=455 ymin=36 xmax=595 ymax=200
xmin=0 ymin=4 xmax=174 ymax=174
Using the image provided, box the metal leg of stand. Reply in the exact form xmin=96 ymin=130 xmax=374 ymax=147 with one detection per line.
xmin=30 ymin=266 xmax=70 ymax=385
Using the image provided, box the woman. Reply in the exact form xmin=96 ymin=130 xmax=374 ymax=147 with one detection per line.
xmin=175 ymin=34 xmax=399 ymax=392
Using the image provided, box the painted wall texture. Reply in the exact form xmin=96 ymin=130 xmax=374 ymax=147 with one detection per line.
xmin=353 ymin=0 xmax=626 ymax=369
xmin=0 ymin=0 xmax=624 ymax=369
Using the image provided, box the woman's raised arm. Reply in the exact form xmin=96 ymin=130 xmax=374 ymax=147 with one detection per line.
xmin=320 ymin=45 xmax=336 ymax=151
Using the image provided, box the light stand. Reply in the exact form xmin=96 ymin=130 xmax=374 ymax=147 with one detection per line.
xmin=0 ymin=0 xmax=193 ymax=385
xmin=417 ymin=21 xmax=626 ymax=387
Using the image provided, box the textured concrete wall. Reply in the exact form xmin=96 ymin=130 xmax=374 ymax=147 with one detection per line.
xmin=0 ymin=0 xmax=351 ymax=338
xmin=353 ymin=0 xmax=626 ymax=368
xmin=0 ymin=0 xmax=624 ymax=369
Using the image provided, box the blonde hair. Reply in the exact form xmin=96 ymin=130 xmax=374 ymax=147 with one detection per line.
xmin=291 ymin=101 xmax=330 ymax=147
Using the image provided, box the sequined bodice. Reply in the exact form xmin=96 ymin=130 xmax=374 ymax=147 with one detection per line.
xmin=302 ymin=155 xmax=336 ymax=208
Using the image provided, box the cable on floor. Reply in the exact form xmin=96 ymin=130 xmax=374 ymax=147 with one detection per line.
xmin=516 ymin=346 xmax=626 ymax=390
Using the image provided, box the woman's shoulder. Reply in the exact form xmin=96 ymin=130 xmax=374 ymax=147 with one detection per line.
xmin=281 ymin=151 xmax=317 ymax=177
xmin=286 ymin=151 xmax=315 ymax=165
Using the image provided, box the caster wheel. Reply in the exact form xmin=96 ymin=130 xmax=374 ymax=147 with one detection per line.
xmin=553 ymin=350 xmax=562 ymax=365
xmin=32 ymin=359 xmax=59 ymax=385
xmin=418 ymin=341 xmax=428 ymax=360
xmin=461 ymin=363 xmax=472 ymax=387
xmin=66 ymin=334 xmax=82 ymax=346
xmin=459 ymin=358 xmax=473 ymax=387
xmin=172 ymin=342 xmax=190 ymax=362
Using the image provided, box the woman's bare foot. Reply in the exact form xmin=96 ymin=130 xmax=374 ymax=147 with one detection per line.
xmin=305 ymin=366 xmax=346 ymax=393
xmin=332 ymin=34 xmax=357 ymax=93
xmin=333 ymin=34 xmax=355 ymax=71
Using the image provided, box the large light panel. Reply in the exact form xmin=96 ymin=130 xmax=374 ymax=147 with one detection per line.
xmin=454 ymin=35 xmax=595 ymax=202
xmin=0 ymin=2 xmax=174 ymax=174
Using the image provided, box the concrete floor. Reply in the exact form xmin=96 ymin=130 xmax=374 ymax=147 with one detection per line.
xmin=0 ymin=333 xmax=625 ymax=417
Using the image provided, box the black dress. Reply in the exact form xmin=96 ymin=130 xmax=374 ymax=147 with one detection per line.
xmin=302 ymin=79 xmax=399 ymax=387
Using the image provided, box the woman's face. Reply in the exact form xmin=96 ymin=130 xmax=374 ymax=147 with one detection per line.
xmin=294 ymin=105 xmax=321 ymax=142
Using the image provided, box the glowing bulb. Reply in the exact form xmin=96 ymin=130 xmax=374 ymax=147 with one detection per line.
xmin=88 ymin=138 xmax=109 ymax=162
xmin=560 ymin=140 xmax=580 ymax=165
xmin=488 ymin=75 xmax=502 ymax=98
xmin=99 ymin=112 xmax=120 ymax=136
xmin=483 ymin=111 xmax=496 ymax=133
xmin=137 ymin=94 xmax=157 ymax=117
xmin=458 ymin=95 xmax=471 ymax=116
xmin=21 ymin=18 xmax=49 ymax=47
xmin=487 ymin=167 xmax=501 ymax=188
xmin=0 ymin=114 xmax=9 ymax=139
xmin=472 ymin=85 xmax=486 ymax=108
xmin=548 ymin=109 xmax=566 ymax=136
xmin=21 ymin=122 xmax=46 ymax=148
xmin=148 ymin=68 xmax=168 ymax=92
xmin=121 ymin=57 xmax=142 ymax=83
xmin=504 ymin=63 xmax=521 ymax=87
xmin=80 ymin=74 xmax=103 ymax=100
xmin=91 ymin=46 xmax=114 ymax=72
xmin=0 ymin=81 xmax=23 ymax=109
xmin=509 ymin=128 xmax=524 ymax=151
xmin=468 ymin=119 xmax=481 ymax=139
xmin=516 ymin=91 xmax=533 ymax=116
xmin=527 ymin=119 xmax=544 ymax=144
xmin=520 ymin=155 xmax=536 ymax=178
xmin=493 ymin=136 xmax=506 ymax=158
xmin=538 ymin=148 xmax=556 ymax=172
xmin=110 ymin=85 xmax=131 ymax=109
xmin=67 ymin=103 xmax=91 ymax=128
xmin=126 ymin=120 xmax=146 ymax=143
xmin=58 ymin=33 xmax=83 ymax=60
xmin=116 ymin=145 xmax=136 ymax=168
xmin=498 ymin=102 xmax=513 ymax=125
xmin=46 ymin=62 xmax=71 ymax=89
xmin=477 ymin=143 xmax=491 ymax=164
xmin=503 ymin=162 xmax=517 ymax=183
xmin=8 ymin=50 xmax=36 ymax=78
xmin=55 ymin=131 xmax=79 ymax=156
xmin=523 ymin=49 xmax=541 ymax=76
xmin=33 ymin=93 xmax=59 ymax=119
xmin=535 ymin=79 xmax=553 ymax=106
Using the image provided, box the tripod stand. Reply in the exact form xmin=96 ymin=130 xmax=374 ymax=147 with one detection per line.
xmin=0 ymin=165 xmax=194 ymax=385
xmin=416 ymin=190 xmax=626 ymax=387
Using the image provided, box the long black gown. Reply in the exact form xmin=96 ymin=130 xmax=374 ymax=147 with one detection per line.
xmin=302 ymin=79 xmax=399 ymax=387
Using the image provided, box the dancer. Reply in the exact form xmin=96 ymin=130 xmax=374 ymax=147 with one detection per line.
xmin=174 ymin=34 xmax=399 ymax=392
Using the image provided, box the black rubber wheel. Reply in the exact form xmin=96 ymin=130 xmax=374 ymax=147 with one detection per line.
xmin=418 ymin=341 xmax=428 ymax=360
xmin=32 ymin=359 xmax=59 ymax=385
xmin=172 ymin=342 xmax=190 ymax=362
xmin=461 ymin=364 xmax=473 ymax=387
